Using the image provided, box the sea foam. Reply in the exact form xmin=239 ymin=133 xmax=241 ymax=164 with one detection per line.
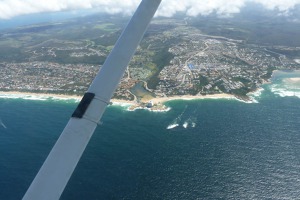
xmin=0 ymin=93 xmax=80 ymax=102
xmin=270 ymin=82 xmax=300 ymax=99
xmin=183 ymin=122 xmax=188 ymax=128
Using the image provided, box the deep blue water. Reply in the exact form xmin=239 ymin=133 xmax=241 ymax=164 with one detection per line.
xmin=1 ymin=76 xmax=300 ymax=199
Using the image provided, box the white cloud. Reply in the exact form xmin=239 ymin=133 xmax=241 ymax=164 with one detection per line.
xmin=156 ymin=0 xmax=246 ymax=17
xmin=251 ymin=0 xmax=300 ymax=11
xmin=0 ymin=0 xmax=300 ymax=20
xmin=0 ymin=0 xmax=140 ymax=19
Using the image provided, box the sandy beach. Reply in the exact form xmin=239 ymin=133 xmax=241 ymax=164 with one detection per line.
xmin=294 ymin=59 xmax=300 ymax=64
xmin=0 ymin=91 xmax=136 ymax=105
xmin=110 ymin=98 xmax=135 ymax=105
xmin=149 ymin=93 xmax=236 ymax=104
xmin=285 ymin=77 xmax=300 ymax=83
xmin=0 ymin=91 xmax=241 ymax=112
xmin=0 ymin=91 xmax=235 ymax=102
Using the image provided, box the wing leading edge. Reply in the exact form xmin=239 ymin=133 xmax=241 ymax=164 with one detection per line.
xmin=23 ymin=0 xmax=162 ymax=199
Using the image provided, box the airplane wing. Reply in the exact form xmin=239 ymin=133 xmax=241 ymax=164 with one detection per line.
xmin=23 ymin=0 xmax=162 ymax=199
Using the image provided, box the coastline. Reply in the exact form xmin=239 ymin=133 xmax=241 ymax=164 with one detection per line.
xmin=0 ymin=91 xmax=249 ymax=112
xmin=3 ymin=69 xmax=300 ymax=110
xmin=0 ymin=91 xmax=82 ymax=101
xmin=0 ymin=91 xmax=236 ymax=102
xmin=149 ymin=93 xmax=236 ymax=104
xmin=0 ymin=91 xmax=137 ymax=105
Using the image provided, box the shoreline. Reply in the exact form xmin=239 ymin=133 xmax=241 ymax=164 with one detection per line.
xmin=0 ymin=91 xmax=244 ymax=112
xmin=1 ymin=69 xmax=299 ymax=110
xmin=0 ymin=91 xmax=137 ymax=105
xmin=0 ymin=91 xmax=237 ymax=103
xmin=0 ymin=91 xmax=82 ymax=101
xmin=148 ymin=93 xmax=236 ymax=104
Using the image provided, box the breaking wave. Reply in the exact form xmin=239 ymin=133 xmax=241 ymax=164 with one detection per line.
xmin=269 ymin=77 xmax=300 ymax=99
xmin=247 ymin=71 xmax=300 ymax=101
xmin=0 ymin=93 xmax=80 ymax=102
xmin=248 ymin=88 xmax=264 ymax=99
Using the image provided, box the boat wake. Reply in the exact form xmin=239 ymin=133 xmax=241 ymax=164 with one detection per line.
xmin=0 ymin=119 xmax=7 ymax=129
xmin=167 ymin=123 xmax=179 ymax=129
xmin=182 ymin=117 xmax=197 ymax=129
xmin=167 ymin=106 xmax=197 ymax=129
xmin=182 ymin=122 xmax=188 ymax=128
xmin=166 ymin=105 xmax=187 ymax=130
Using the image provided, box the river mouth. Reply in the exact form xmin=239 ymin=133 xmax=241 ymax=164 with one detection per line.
xmin=130 ymin=81 xmax=155 ymax=102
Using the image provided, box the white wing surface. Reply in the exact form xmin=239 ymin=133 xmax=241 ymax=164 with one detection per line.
xmin=23 ymin=0 xmax=162 ymax=199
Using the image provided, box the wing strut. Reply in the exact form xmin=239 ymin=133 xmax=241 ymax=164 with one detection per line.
xmin=23 ymin=0 xmax=161 ymax=199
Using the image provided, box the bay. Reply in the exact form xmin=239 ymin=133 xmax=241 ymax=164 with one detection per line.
xmin=1 ymin=73 xmax=300 ymax=199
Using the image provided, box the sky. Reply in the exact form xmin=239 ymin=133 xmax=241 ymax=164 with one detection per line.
xmin=0 ymin=0 xmax=300 ymax=20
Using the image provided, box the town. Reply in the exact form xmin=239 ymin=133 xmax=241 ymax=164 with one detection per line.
xmin=153 ymin=26 xmax=300 ymax=98
xmin=0 ymin=18 xmax=300 ymax=102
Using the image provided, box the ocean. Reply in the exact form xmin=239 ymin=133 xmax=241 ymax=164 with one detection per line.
xmin=1 ymin=71 xmax=300 ymax=200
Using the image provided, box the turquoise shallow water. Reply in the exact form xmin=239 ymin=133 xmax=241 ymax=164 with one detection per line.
xmin=1 ymin=72 xmax=300 ymax=199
